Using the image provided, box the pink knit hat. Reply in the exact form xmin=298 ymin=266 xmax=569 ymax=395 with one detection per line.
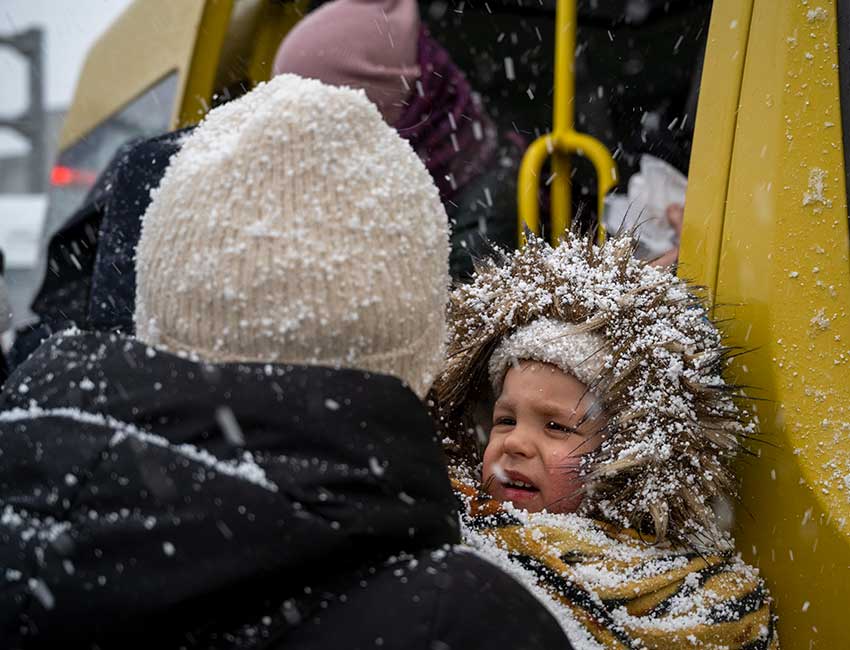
xmin=273 ymin=0 xmax=420 ymax=124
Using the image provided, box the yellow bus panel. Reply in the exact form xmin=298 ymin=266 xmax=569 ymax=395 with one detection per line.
xmin=683 ymin=1 xmax=850 ymax=646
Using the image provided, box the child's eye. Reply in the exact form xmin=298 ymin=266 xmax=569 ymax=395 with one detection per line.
xmin=493 ymin=416 xmax=516 ymax=427
xmin=546 ymin=421 xmax=579 ymax=434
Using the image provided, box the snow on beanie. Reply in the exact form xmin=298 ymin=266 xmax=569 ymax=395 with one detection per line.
xmin=272 ymin=0 xmax=419 ymax=124
xmin=488 ymin=318 xmax=607 ymax=395
xmin=134 ymin=74 xmax=450 ymax=399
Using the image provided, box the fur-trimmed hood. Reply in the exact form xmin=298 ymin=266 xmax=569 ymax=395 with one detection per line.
xmin=434 ymin=233 xmax=753 ymax=549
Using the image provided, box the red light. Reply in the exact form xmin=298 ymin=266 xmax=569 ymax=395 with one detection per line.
xmin=50 ymin=165 xmax=97 ymax=187
xmin=51 ymin=165 xmax=74 ymax=185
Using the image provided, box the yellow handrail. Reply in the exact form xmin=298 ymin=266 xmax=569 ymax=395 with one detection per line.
xmin=517 ymin=0 xmax=618 ymax=246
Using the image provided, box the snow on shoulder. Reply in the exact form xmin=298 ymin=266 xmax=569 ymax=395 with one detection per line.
xmin=0 ymin=405 xmax=278 ymax=492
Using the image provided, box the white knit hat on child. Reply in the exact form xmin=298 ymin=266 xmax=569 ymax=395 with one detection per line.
xmin=488 ymin=317 xmax=607 ymax=394
xmin=134 ymin=74 xmax=450 ymax=398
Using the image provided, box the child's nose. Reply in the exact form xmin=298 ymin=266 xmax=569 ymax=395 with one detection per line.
xmin=503 ymin=425 xmax=535 ymax=458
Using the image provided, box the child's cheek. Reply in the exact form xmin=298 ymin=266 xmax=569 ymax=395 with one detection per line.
xmin=544 ymin=452 xmax=585 ymax=514
xmin=550 ymin=449 xmax=582 ymax=468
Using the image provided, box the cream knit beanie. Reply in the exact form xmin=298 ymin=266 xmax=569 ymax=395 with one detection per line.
xmin=134 ymin=74 xmax=450 ymax=399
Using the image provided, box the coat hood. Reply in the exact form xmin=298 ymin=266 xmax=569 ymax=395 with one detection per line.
xmin=433 ymin=233 xmax=753 ymax=549
xmin=0 ymin=331 xmax=458 ymax=647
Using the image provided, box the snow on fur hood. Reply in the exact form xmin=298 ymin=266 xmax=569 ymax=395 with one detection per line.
xmin=434 ymin=232 xmax=755 ymax=549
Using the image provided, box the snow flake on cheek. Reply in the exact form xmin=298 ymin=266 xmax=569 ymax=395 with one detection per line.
xmin=490 ymin=460 xmax=508 ymax=484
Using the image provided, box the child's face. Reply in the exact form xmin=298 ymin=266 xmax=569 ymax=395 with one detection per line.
xmin=481 ymin=360 xmax=606 ymax=514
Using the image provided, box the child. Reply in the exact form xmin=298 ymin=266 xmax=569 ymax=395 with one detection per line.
xmin=434 ymin=233 xmax=780 ymax=649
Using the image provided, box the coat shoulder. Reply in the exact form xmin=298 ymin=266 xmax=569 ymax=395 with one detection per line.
xmin=429 ymin=549 xmax=570 ymax=650
xmin=274 ymin=547 xmax=570 ymax=650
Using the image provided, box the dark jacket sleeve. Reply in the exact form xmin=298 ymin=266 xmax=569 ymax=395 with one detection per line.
xmin=429 ymin=552 xmax=571 ymax=650
xmin=273 ymin=548 xmax=572 ymax=650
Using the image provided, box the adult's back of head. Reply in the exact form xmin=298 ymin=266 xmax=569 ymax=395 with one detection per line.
xmin=134 ymin=74 xmax=449 ymax=398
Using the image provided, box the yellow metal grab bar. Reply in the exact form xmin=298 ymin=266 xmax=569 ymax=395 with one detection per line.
xmin=517 ymin=0 xmax=618 ymax=246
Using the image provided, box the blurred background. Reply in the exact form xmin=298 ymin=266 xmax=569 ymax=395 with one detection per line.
xmin=1 ymin=1 xmax=131 ymax=326
xmin=1 ymin=1 xmax=710 ymax=333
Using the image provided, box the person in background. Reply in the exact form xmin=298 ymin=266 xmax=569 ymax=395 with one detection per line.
xmin=651 ymin=203 xmax=684 ymax=267
xmin=273 ymin=0 xmax=522 ymax=278
xmin=0 ymin=74 xmax=569 ymax=650
xmin=7 ymin=128 xmax=190 ymax=368
xmin=433 ymin=232 xmax=780 ymax=649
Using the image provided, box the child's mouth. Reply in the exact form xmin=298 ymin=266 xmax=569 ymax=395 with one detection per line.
xmin=502 ymin=482 xmax=539 ymax=501
xmin=500 ymin=472 xmax=540 ymax=501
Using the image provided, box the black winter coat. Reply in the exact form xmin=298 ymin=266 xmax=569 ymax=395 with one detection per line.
xmin=0 ymin=331 xmax=568 ymax=650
